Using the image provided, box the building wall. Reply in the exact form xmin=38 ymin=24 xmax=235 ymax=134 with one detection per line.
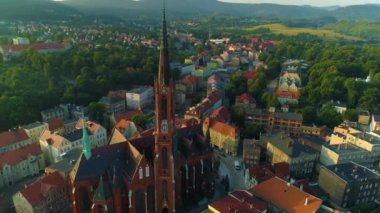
xmin=0 ymin=137 xmax=33 ymax=154
xmin=0 ymin=154 xmax=45 ymax=188
xmin=24 ymin=123 xmax=49 ymax=143
xmin=126 ymin=87 xmax=154 ymax=110
xmin=13 ymin=193 xmax=34 ymax=213
xmin=209 ymin=129 xmax=238 ymax=156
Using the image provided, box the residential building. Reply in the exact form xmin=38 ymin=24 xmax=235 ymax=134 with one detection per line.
xmin=318 ymin=162 xmax=380 ymax=209
xmin=99 ymin=96 xmax=126 ymax=115
xmin=301 ymin=124 xmax=327 ymax=139
xmin=39 ymin=120 xmax=107 ymax=163
xmin=180 ymin=74 xmax=198 ymax=95
xmin=203 ymin=118 xmax=239 ymax=156
xmin=329 ymin=100 xmax=347 ymax=114
xmin=12 ymin=37 xmax=30 ymax=45
xmin=0 ymin=128 xmax=32 ymax=154
xmin=0 ymin=43 xmax=70 ymax=61
xmin=246 ymin=108 xmax=303 ymax=136
xmin=235 ymin=93 xmax=256 ymax=110
xmin=244 ymin=162 xmax=290 ymax=189
xmin=21 ymin=121 xmax=48 ymax=143
xmin=210 ymin=106 xmax=231 ymax=123
xmin=262 ymin=133 xmax=318 ymax=178
xmin=276 ymin=70 xmax=301 ymax=105
xmin=358 ymin=110 xmax=371 ymax=125
xmin=126 ymin=86 xmax=154 ymax=110
xmin=47 ymin=118 xmax=65 ymax=134
xmin=185 ymin=91 xmax=222 ymax=122
xmin=13 ymin=171 xmax=69 ymax=213
xmin=251 ymin=177 xmax=322 ymax=213
xmin=41 ymin=106 xmax=65 ymax=122
xmin=208 ymin=190 xmax=267 ymax=213
xmin=242 ymin=139 xmax=261 ymax=167
xmin=0 ymin=143 xmax=45 ymax=188
xmin=320 ymin=143 xmax=373 ymax=166
xmin=370 ymin=114 xmax=380 ymax=132
xmin=299 ymin=134 xmax=329 ymax=152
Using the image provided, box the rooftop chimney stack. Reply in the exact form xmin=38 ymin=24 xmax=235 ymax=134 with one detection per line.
xmin=304 ymin=196 xmax=309 ymax=206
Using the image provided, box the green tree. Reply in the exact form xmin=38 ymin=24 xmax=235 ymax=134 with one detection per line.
xmin=87 ymin=102 xmax=105 ymax=123
xmin=318 ymin=104 xmax=343 ymax=128
xmin=131 ymin=114 xmax=149 ymax=129
xmin=231 ymin=105 xmax=246 ymax=127
xmin=301 ymin=106 xmax=317 ymax=124
xmin=343 ymin=109 xmax=359 ymax=121
xmin=359 ymin=88 xmax=380 ymax=113
xmin=241 ymin=124 xmax=265 ymax=139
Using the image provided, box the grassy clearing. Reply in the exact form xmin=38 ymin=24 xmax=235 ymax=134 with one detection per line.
xmin=242 ymin=23 xmax=362 ymax=41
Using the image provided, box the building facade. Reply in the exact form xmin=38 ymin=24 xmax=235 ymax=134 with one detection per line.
xmin=318 ymin=162 xmax=380 ymax=209
xmin=0 ymin=143 xmax=45 ymax=188
xmin=203 ymin=118 xmax=239 ymax=156
xmin=0 ymin=128 xmax=32 ymax=154
xmin=242 ymin=139 xmax=261 ymax=167
xmin=13 ymin=171 xmax=69 ymax=213
xmin=21 ymin=121 xmax=49 ymax=143
xmin=126 ymin=86 xmax=154 ymax=110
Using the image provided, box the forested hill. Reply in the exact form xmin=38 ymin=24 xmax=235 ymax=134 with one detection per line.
xmin=0 ymin=0 xmax=81 ymax=20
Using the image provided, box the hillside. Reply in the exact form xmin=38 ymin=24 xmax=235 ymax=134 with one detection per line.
xmin=324 ymin=21 xmax=380 ymax=41
xmin=333 ymin=5 xmax=380 ymax=21
xmin=0 ymin=0 xmax=81 ymax=20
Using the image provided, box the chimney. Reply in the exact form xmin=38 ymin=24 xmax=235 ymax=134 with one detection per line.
xmin=300 ymin=184 xmax=304 ymax=191
xmin=304 ymin=196 xmax=309 ymax=206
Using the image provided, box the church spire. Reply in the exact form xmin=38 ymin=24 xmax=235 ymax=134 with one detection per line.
xmin=82 ymin=119 xmax=91 ymax=160
xmin=158 ymin=4 xmax=170 ymax=86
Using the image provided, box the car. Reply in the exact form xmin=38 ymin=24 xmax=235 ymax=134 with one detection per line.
xmin=234 ymin=160 xmax=241 ymax=170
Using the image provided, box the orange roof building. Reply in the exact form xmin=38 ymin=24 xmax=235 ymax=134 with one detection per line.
xmin=251 ymin=177 xmax=322 ymax=213
xmin=203 ymin=118 xmax=240 ymax=156
xmin=13 ymin=171 xmax=69 ymax=213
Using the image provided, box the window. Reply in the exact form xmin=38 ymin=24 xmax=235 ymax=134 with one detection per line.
xmin=139 ymin=167 xmax=143 ymax=179
xmin=162 ymin=148 xmax=168 ymax=169
xmin=145 ymin=165 xmax=149 ymax=177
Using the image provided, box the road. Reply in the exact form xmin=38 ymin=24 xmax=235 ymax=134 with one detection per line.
xmin=215 ymin=150 xmax=247 ymax=191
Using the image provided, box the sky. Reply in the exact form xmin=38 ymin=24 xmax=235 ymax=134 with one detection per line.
xmin=217 ymin=0 xmax=380 ymax=7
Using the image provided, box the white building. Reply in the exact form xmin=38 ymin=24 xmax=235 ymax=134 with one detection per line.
xmin=12 ymin=37 xmax=30 ymax=45
xmin=39 ymin=119 xmax=107 ymax=163
xmin=126 ymin=86 xmax=154 ymax=110
xmin=0 ymin=143 xmax=45 ymax=188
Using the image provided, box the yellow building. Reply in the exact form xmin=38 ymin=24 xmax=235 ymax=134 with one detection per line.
xmin=203 ymin=118 xmax=239 ymax=156
xmin=21 ymin=121 xmax=49 ymax=143
xmin=262 ymin=133 xmax=318 ymax=178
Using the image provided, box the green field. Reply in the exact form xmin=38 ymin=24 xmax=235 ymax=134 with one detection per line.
xmin=242 ymin=23 xmax=363 ymax=41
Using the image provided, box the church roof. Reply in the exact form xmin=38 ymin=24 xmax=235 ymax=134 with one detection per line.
xmin=93 ymin=176 xmax=112 ymax=201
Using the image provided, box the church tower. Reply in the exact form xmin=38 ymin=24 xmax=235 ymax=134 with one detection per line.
xmin=154 ymin=7 xmax=176 ymax=213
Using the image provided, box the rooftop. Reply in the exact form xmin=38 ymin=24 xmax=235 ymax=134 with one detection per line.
xmin=99 ymin=96 xmax=125 ymax=105
xmin=46 ymin=148 xmax=82 ymax=174
xmin=262 ymin=133 xmax=315 ymax=157
xmin=209 ymin=190 xmax=267 ymax=213
xmin=324 ymin=162 xmax=380 ymax=183
xmin=324 ymin=143 xmax=369 ymax=154
xmin=128 ymin=86 xmax=153 ymax=94
xmin=47 ymin=118 xmax=64 ymax=131
xmin=21 ymin=121 xmax=46 ymax=129
xmin=251 ymin=177 xmax=322 ymax=213
xmin=275 ymin=112 xmax=302 ymax=121
xmin=20 ymin=171 xmax=67 ymax=206
xmin=0 ymin=128 xmax=29 ymax=148
xmin=0 ymin=143 xmax=41 ymax=168
xmin=351 ymin=132 xmax=380 ymax=145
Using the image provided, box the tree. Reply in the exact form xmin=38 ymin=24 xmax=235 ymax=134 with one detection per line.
xmin=302 ymin=106 xmax=317 ymax=124
xmin=87 ymin=102 xmax=105 ymax=123
xmin=318 ymin=104 xmax=343 ymax=128
xmin=241 ymin=124 xmax=265 ymax=139
xmin=231 ymin=105 xmax=246 ymax=127
xmin=343 ymin=109 xmax=359 ymax=121
xmin=359 ymin=88 xmax=380 ymax=113
xmin=131 ymin=114 xmax=149 ymax=129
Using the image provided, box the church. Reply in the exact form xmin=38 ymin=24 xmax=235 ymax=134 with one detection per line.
xmin=69 ymin=9 xmax=215 ymax=213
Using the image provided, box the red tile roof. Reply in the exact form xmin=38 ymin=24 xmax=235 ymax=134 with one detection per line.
xmin=245 ymin=71 xmax=257 ymax=79
xmin=273 ymin=162 xmax=290 ymax=180
xmin=208 ymin=119 xmax=239 ymax=138
xmin=209 ymin=190 xmax=267 ymax=213
xmin=180 ymin=74 xmax=198 ymax=85
xmin=40 ymin=130 xmax=65 ymax=149
xmin=113 ymin=110 xmax=143 ymax=123
xmin=1 ymin=43 xmax=68 ymax=53
xmin=251 ymin=177 xmax=322 ymax=213
xmin=0 ymin=143 xmax=41 ymax=168
xmin=47 ymin=118 xmax=64 ymax=131
xmin=276 ymin=89 xmax=300 ymax=99
xmin=211 ymin=106 xmax=231 ymax=123
xmin=75 ymin=119 xmax=102 ymax=134
xmin=21 ymin=171 xmax=67 ymax=206
xmin=236 ymin=93 xmax=256 ymax=104
xmin=0 ymin=129 xmax=29 ymax=148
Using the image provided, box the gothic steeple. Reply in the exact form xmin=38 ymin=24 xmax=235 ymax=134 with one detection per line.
xmin=158 ymin=7 xmax=170 ymax=86
xmin=82 ymin=119 xmax=91 ymax=160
